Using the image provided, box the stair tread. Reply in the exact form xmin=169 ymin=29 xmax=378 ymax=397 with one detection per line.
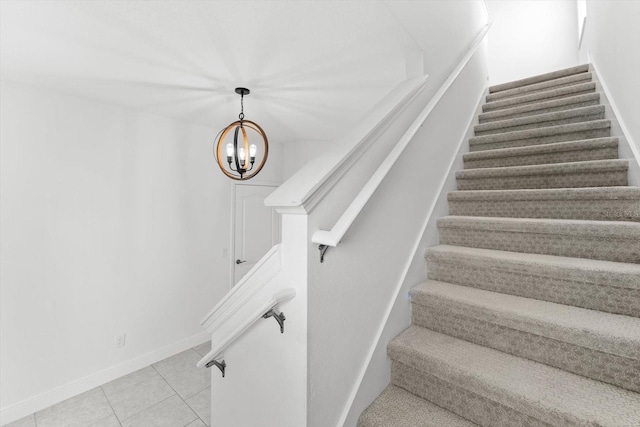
xmin=411 ymin=280 xmax=640 ymax=359
xmin=456 ymin=159 xmax=628 ymax=179
xmin=366 ymin=63 xmax=640 ymax=425
xmin=479 ymin=92 xmax=600 ymax=123
xmin=483 ymin=82 xmax=596 ymax=112
xmin=359 ymin=385 xmax=477 ymax=427
xmin=464 ymin=137 xmax=618 ymax=161
xmin=474 ymin=105 xmax=604 ymax=134
xmin=489 ymin=64 xmax=590 ymax=93
xmin=448 ymin=186 xmax=640 ymax=201
xmin=389 ymin=326 xmax=640 ymax=426
xmin=427 ymin=244 xmax=640 ymax=284
xmin=486 ymin=72 xmax=592 ymax=102
xmin=469 ymin=119 xmax=611 ymax=146
xmin=437 ymin=215 xmax=640 ymax=238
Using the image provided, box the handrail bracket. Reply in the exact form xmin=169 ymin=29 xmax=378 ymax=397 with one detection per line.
xmin=205 ymin=358 xmax=227 ymax=377
xmin=318 ymin=244 xmax=329 ymax=263
xmin=263 ymin=309 xmax=286 ymax=333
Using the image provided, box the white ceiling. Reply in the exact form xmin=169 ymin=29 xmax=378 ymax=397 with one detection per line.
xmin=0 ymin=1 xmax=421 ymax=145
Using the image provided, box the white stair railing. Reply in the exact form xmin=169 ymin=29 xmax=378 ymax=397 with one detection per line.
xmin=200 ymin=53 xmax=452 ymax=427
xmin=197 ymin=288 xmax=296 ymax=372
xmin=199 ymin=71 xmax=431 ymax=384
xmin=312 ymin=22 xmax=493 ymax=256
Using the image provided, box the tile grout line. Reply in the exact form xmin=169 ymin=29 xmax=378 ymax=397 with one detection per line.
xmin=151 ymin=349 xmax=211 ymax=427
xmin=151 ymin=363 xmax=182 ymax=397
xmin=120 ymin=393 xmax=184 ymax=425
xmin=183 ymin=388 xmax=212 ymax=427
xmin=109 ymin=366 xmax=178 ymax=424
xmin=9 ymin=345 xmax=211 ymax=427
xmin=151 ymin=350 xmax=210 ymax=400
xmin=99 ymin=386 xmax=123 ymax=427
xmin=150 ymin=364 xmax=201 ymax=423
xmin=182 ymin=416 xmax=207 ymax=427
xmin=183 ymin=347 xmax=212 ymax=427
xmin=185 ymin=385 xmax=211 ymax=401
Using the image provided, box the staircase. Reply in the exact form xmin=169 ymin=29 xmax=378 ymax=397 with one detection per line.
xmin=358 ymin=64 xmax=640 ymax=426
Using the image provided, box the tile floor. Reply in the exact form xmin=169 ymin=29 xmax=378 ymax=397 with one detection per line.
xmin=6 ymin=341 xmax=212 ymax=427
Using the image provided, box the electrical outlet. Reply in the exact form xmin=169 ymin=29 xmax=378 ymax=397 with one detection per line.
xmin=116 ymin=334 xmax=126 ymax=348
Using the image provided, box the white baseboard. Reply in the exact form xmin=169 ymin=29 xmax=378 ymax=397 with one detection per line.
xmin=337 ymin=80 xmax=489 ymax=427
xmin=588 ymin=61 xmax=640 ymax=185
xmin=0 ymin=331 xmax=210 ymax=425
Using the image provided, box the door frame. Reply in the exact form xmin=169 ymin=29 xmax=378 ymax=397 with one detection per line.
xmin=228 ymin=180 xmax=281 ymax=289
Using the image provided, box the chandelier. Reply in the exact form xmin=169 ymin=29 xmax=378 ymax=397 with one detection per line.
xmin=214 ymin=88 xmax=269 ymax=180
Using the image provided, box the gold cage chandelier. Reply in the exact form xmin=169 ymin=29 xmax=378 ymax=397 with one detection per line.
xmin=214 ymin=88 xmax=269 ymax=180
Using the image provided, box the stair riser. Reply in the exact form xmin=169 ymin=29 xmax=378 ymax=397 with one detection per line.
xmin=448 ymin=199 xmax=640 ymax=222
xmin=483 ymin=86 xmax=596 ymax=113
xmin=490 ymin=65 xmax=590 ymax=93
xmin=474 ymin=112 xmax=604 ymax=137
xmin=357 ymin=385 xmax=478 ymax=427
xmin=412 ymin=303 xmax=640 ymax=393
xmin=438 ymin=227 xmax=640 ymax=263
xmin=486 ymin=75 xmax=593 ymax=103
xmin=464 ymin=146 xmax=618 ymax=169
xmin=391 ymin=362 xmax=550 ymax=427
xmin=470 ymin=128 xmax=611 ymax=152
xmin=456 ymin=170 xmax=627 ymax=191
xmin=426 ymin=259 xmax=640 ymax=317
xmin=363 ymin=61 xmax=640 ymax=427
xmin=357 ymin=386 xmax=478 ymax=427
xmin=479 ymin=99 xmax=600 ymax=124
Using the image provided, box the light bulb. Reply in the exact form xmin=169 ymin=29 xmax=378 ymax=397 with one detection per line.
xmin=226 ymin=143 xmax=234 ymax=157
xmin=249 ymin=144 xmax=257 ymax=158
xmin=238 ymin=147 xmax=246 ymax=166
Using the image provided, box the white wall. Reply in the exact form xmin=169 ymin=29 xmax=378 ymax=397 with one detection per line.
xmin=297 ymin=3 xmax=489 ymax=425
xmin=341 ymin=50 xmax=489 ymax=427
xmin=209 ymin=214 xmax=309 ymax=427
xmin=0 ymin=81 xmax=282 ymax=422
xmin=486 ymin=0 xmax=579 ymax=85
xmin=281 ymin=140 xmax=331 ymax=182
xmin=579 ymin=0 xmax=640 ymax=168
xmin=384 ymin=0 xmax=487 ymax=92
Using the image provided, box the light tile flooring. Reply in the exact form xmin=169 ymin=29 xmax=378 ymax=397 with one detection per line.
xmin=7 ymin=342 xmax=212 ymax=427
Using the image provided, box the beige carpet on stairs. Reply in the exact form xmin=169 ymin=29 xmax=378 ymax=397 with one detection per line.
xmin=358 ymin=64 xmax=640 ymax=427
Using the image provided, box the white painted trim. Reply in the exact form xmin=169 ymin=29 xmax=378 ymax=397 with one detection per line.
xmin=588 ymin=60 xmax=640 ymax=167
xmin=228 ymin=181 xmax=236 ymax=290
xmin=335 ymin=47 xmax=490 ymax=427
xmin=228 ymin=181 xmax=281 ymax=289
xmin=578 ymin=16 xmax=587 ymax=50
xmin=197 ymin=288 xmax=296 ymax=368
xmin=0 ymin=331 xmax=210 ymax=425
xmin=313 ymin=22 xmax=493 ymax=249
xmin=201 ymin=245 xmax=281 ymax=332
xmin=480 ymin=0 xmax=489 ymax=22
xmin=265 ymin=75 xmax=428 ymax=212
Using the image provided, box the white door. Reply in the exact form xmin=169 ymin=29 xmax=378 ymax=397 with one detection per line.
xmin=233 ymin=184 xmax=280 ymax=285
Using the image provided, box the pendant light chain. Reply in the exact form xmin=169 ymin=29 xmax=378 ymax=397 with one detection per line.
xmin=239 ymin=93 xmax=245 ymax=121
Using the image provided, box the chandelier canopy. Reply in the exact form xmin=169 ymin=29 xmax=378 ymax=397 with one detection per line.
xmin=214 ymin=88 xmax=268 ymax=180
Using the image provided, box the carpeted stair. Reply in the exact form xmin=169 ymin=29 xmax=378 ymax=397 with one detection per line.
xmin=359 ymin=64 xmax=640 ymax=426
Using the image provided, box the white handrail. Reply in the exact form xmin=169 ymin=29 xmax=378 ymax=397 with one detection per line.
xmin=312 ymin=22 xmax=493 ymax=248
xmin=265 ymin=75 xmax=428 ymax=212
xmin=200 ymin=244 xmax=281 ymax=333
xmin=197 ymin=288 xmax=296 ymax=369
xmin=336 ymin=22 xmax=495 ymax=426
